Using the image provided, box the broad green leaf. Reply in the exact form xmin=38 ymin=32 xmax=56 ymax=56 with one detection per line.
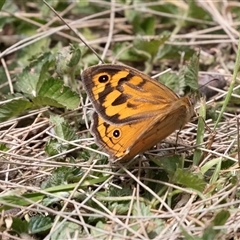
xmin=29 ymin=215 xmax=53 ymax=234
xmin=11 ymin=217 xmax=29 ymax=234
xmin=18 ymin=38 xmax=50 ymax=67
xmin=37 ymin=78 xmax=80 ymax=109
xmin=187 ymin=0 xmax=212 ymax=22
xmin=174 ymin=168 xmax=206 ymax=192
xmin=0 ymin=98 xmax=33 ymax=121
xmin=16 ymin=70 xmax=39 ymax=96
xmin=201 ymin=226 xmax=217 ymax=240
xmin=159 ymin=71 xmax=185 ymax=95
xmin=213 ymin=210 xmax=230 ymax=226
xmin=32 ymin=96 xmax=65 ymax=108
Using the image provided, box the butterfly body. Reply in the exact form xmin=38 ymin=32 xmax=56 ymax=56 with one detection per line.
xmin=82 ymin=64 xmax=195 ymax=162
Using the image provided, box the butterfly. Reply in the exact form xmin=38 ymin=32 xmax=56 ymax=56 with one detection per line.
xmin=81 ymin=64 xmax=196 ymax=162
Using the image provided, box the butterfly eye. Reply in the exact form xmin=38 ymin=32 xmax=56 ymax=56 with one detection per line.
xmin=112 ymin=129 xmax=121 ymax=139
xmin=99 ymin=74 xmax=109 ymax=83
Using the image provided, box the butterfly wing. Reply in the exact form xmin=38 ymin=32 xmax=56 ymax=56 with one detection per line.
xmin=91 ymin=96 xmax=193 ymax=161
xmin=82 ymin=64 xmax=195 ymax=161
xmin=82 ymin=64 xmax=179 ymax=124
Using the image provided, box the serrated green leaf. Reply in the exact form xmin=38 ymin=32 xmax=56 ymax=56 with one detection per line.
xmin=29 ymin=215 xmax=53 ymax=234
xmin=18 ymin=38 xmax=50 ymax=67
xmin=16 ymin=70 xmax=39 ymax=96
xmin=132 ymin=202 xmax=164 ymax=237
xmin=0 ymin=99 xmax=33 ymax=121
xmin=32 ymin=96 xmax=65 ymax=108
xmin=37 ymin=78 xmax=80 ymax=109
xmin=109 ymin=202 xmax=130 ymax=215
xmin=91 ymin=221 xmax=108 ymax=237
xmin=45 ymin=139 xmax=66 ymax=157
xmin=142 ymin=17 xmax=155 ymax=35
xmin=37 ymin=54 xmax=55 ymax=92
xmin=159 ymin=71 xmax=185 ymax=95
xmin=174 ymin=168 xmax=206 ymax=192
xmin=184 ymin=52 xmax=199 ymax=90
xmin=50 ymin=115 xmax=77 ymax=141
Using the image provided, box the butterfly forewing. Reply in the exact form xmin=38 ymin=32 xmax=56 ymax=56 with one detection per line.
xmin=82 ymin=64 xmax=179 ymax=124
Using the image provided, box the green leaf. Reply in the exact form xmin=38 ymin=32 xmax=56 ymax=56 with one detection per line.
xmin=11 ymin=217 xmax=29 ymax=234
xmin=152 ymin=155 xmax=182 ymax=177
xmin=133 ymin=35 xmax=169 ymax=58
xmin=0 ymin=0 xmax=6 ymax=10
xmin=50 ymin=222 xmax=81 ymax=240
xmin=0 ymin=143 xmax=9 ymax=151
xmin=156 ymin=45 xmax=195 ymax=61
xmin=29 ymin=215 xmax=53 ymax=234
xmin=0 ymin=98 xmax=33 ymax=121
xmin=159 ymin=71 xmax=185 ymax=95
xmin=37 ymin=78 xmax=80 ymax=109
xmin=132 ymin=202 xmax=164 ymax=237
xmin=174 ymin=168 xmax=206 ymax=192
xmin=32 ymin=96 xmax=65 ymax=108
xmin=201 ymin=226 xmax=217 ymax=240
xmin=183 ymin=52 xmax=199 ymax=91
xmin=36 ymin=54 xmax=55 ymax=92
xmin=18 ymin=38 xmax=51 ymax=67
xmin=50 ymin=115 xmax=77 ymax=141
xmin=141 ymin=16 xmax=156 ymax=35
xmin=45 ymin=116 xmax=78 ymax=157
xmin=213 ymin=210 xmax=230 ymax=226
xmin=45 ymin=139 xmax=65 ymax=157
xmin=68 ymin=44 xmax=82 ymax=68
xmin=187 ymin=0 xmax=212 ymax=22
xmin=1 ymin=0 xmax=17 ymax=13
xmin=16 ymin=52 xmax=55 ymax=95
xmin=16 ymin=70 xmax=39 ymax=96
xmin=41 ymin=167 xmax=83 ymax=189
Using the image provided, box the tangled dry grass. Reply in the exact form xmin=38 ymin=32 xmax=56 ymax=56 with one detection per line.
xmin=1 ymin=1 xmax=240 ymax=239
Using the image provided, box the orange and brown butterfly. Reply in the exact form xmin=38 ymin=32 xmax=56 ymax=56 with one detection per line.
xmin=81 ymin=64 xmax=197 ymax=162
